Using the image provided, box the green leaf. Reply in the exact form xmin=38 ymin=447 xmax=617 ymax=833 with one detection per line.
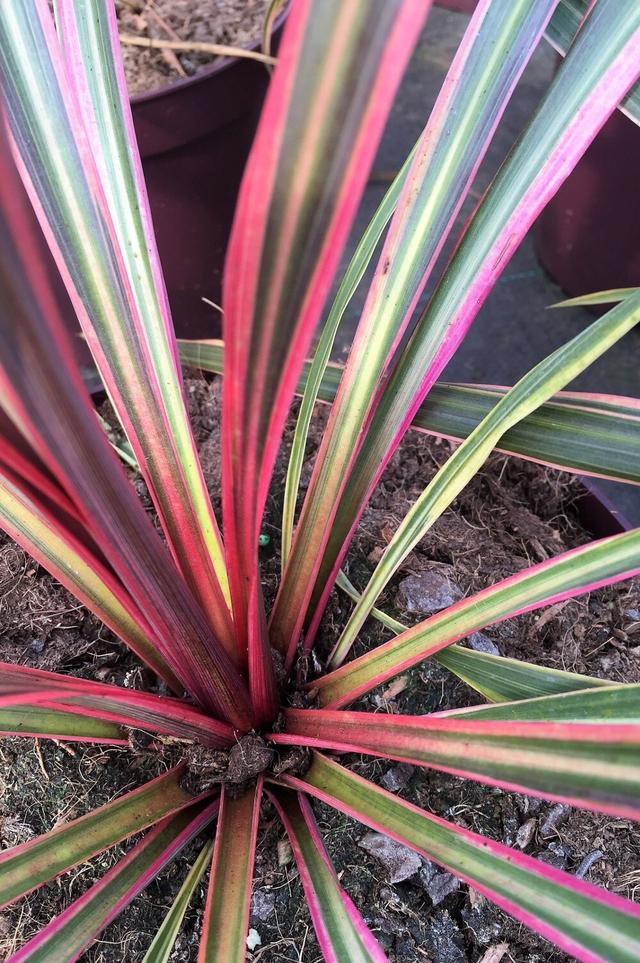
xmin=331 ymin=292 xmax=640 ymax=665
xmin=281 ymin=142 xmax=418 ymax=570
xmin=0 ymin=767 xmax=197 ymax=909
xmin=54 ymin=0 xmax=233 ymax=635
xmin=281 ymin=754 xmax=640 ymax=963
xmin=0 ymin=705 xmax=124 ymax=743
xmin=142 ymin=840 xmax=213 ymax=963
xmin=10 ymin=802 xmax=217 ymax=963
xmin=545 ymin=0 xmax=640 ymax=124
xmin=0 ymin=474 xmax=178 ymax=688
xmin=279 ymin=702 xmax=640 ymax=819
xmin=315 ymin=528 xmax=640 ymax=708
xmin=178 ymin=341 xmax=640 ymax=485
xmin=301 ymin=0 xmax=640 ymax=658
xmin=551 ymin=286 xmax=639 ymax=308
xmin=442 ymin=683 xmax=640 ymax=723
xmin=199 ymin=782 xmax=262 ymax=962
xmin=335 ymin=570 xmax=611 ymax=702
xmin=271 ymin=0 xmax=559 ymax=661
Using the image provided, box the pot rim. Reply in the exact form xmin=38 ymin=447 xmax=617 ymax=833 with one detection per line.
xmin=129 ymin=6 xmax=287 ymax=106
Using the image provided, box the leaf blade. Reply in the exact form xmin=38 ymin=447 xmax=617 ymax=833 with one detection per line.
xmin=299 ymin=0 xmax=640 ymax=650
xmin=277 ymin=705 xmax=640 ymax=819
xmin=179 ymin=341 xmax=640 ymax=485
xmin=278 ymin=754 xmax=640 ymax=963
xmin=268 ymin=788 xmax=388 ymax=963
xmin=314 ymin=528 xmax=640 ymax=708
xmin=20 ymin=0 xmax=233 ymax=648
xmin=221 ymin=0 xmax=428 ymax=657
xmin=545 ymin=0 xmax=640 ymax=124
xmin=0 ymin=767 xmax=198 ymax=909
xmin=271 ymin=0 xmax=560 ymax=660
xmin=0 ymin=128 xmax=251 ymax=727
xmin=9 ymin=801 xmax=218 ymax=963
xmin=198 ymin=782 xmax=262 ymax=963
xmin=330 ymin=292 xmax=640 ymax=665
xmin=142 ymin=840 xmax=214 ymax=963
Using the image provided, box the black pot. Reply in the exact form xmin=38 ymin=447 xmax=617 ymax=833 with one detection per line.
xmin=575 ymin=477 xmax=632 ymax=538
xmin=131 ymin=21 xmax=284 ymax=339
xmin=535 ymin=109 xmax=640 ymax=308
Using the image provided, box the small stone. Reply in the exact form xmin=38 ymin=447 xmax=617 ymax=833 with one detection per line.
xmin=381 ymin=764 xmax=412 ymax=793
xmin=540 ymin=803 xmax=570 ymax=837
xmin=624 ymin=608 xmax=640 ymax=621
xmin=516 ymin=817 xmax=537 ymax=850
xmin=0 ymin=816 xmax=35 ymax=848
xmin=461 ymin=900 xmax=502 ymax=947
xmin=537 ymin=843 xmax=568 ymax=870
xmin=422 ymin=869 xmax=460 ymax=906
xmin=396 ymin=565 xmax=463 ymax=615
xmin=29 ymin=638 xmax=45 ymax=654
xmin=246 ymin=928 xmax=262 ymax=951
xmin=467 ymin=632 xmax=500 ymax=656
xmin=359 ymin=832 xmax=422 ymax=883
xmin=251 ymin=889 xmax=275 ymax=921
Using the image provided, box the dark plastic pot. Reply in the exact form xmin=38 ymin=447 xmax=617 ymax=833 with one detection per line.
xmin=575 ymin=477 xmax=632 ymax=538
xmin=130 ymin=23 xmax=284 ymax=339
xmin=535 ymin=109 xmax=640 ymax=306
xmin=434 ymin=0 xmax=477 ymax=11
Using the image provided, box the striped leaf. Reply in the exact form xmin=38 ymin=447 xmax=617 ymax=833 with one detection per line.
xmin=546 ymin=0 xmax=640 ymax=123
xmin=0 ymin=664 xmax=234 ymax=748
xmin=198 ymin=782 xmax=262 ymax=963
xmin=0 ymin=705 xmax=125 ymax=744
xmin=335 ymin=570 xmax=611 ymax=702
xmin=314 ymin=528 xmax=640 ymax=708
xmin=277 ymin=705 xmax=640 ymax=819
xmin=271 ymin=0 xmax=558 ymax=662
xmin=439 ymin=683 xmax=640 ymax=723
xmin=430 ymin=645 xmax=610 ymax=702
xmin=8 ymin=801 xmax=218 ymax=963
xmin=552 ymin=286 xmax=639 ymax=308
xmin=1 ymin=0 xmax=233 ymax=651
xmin=179 ymin=340 xmax=640 ymax=485
xmin=330 ymin=292 xmax=640 ymax=666
xmin=142 ymin=840 xmax=214 ymax=963
xmin=297 ymin=0 xmax=640 ymax=652
xmin=0 ymin=133 xmax=252 ymax=728
xmin=0 ymin=474 xmax=178 ymax=689
xmin=0 ymin=768 xmax=198 ymax=908
xmin=268 ymin=789 xmax=388 ymax=962
xmin=221 ymin=0 xmax=428 ymax=672
xmin=281 ymin=143 xmax=418 ymax=570
xmin=278 ymin=754 xmax=640 ymax=963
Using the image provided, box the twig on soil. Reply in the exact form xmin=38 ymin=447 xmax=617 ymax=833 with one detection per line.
xmin=143 ymin=2 xmax=187 ymax=78
xmin=33 ymin=739 xmax=49 ymax=783
xmin=118 ymin=33 xmax=277 ymax=66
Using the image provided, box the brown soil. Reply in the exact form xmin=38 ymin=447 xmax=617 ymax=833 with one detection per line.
xmin=117 ymin=0 xmax=270 ymax=96
xmin=1 ymin=374 xmax=639 ymax=962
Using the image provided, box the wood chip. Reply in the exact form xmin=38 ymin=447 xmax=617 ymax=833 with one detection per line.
xmin=382 ymin=675 xmax=409 ymax=702
xmin=277 ymin=839 xmax=293 ymax=867
xmin=477 ymin=943 xmax=510 ymax=963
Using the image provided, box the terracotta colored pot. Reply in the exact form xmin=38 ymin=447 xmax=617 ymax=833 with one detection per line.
xmin=536 ymin=109 xmax=640 ymax=306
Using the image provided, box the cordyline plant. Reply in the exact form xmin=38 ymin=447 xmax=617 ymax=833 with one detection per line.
xmin=0 ymin=0 xmax=640 ymax=960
